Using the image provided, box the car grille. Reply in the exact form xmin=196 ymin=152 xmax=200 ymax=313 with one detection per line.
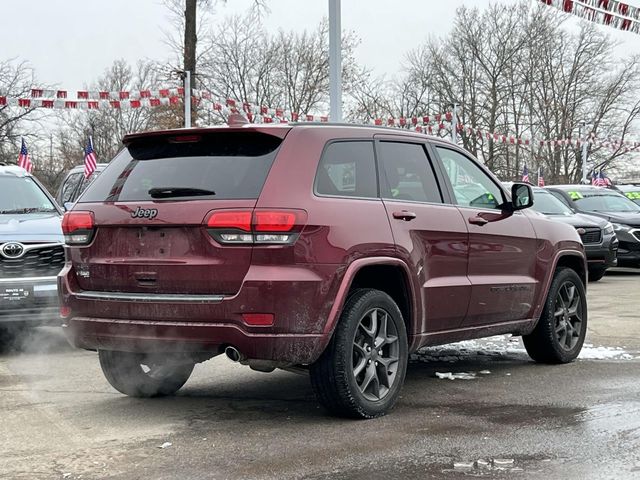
xmin=578 ymin=227 xmax=602 ymax=245
xmin=0 ymin=244 xmax=65 ymax=278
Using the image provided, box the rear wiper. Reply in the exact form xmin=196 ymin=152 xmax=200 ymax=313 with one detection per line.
xmin=148 ymin=187 xmax=216 ymax=199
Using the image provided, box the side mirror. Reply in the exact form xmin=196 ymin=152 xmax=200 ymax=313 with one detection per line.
xmin=63 ymin=202 xmax=74 ymax=212
xmin=510 ymin=183 xmax=534 ymax=211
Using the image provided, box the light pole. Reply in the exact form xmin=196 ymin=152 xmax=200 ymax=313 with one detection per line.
xmin=329 ymin=0 xmax=342 ymax=122
xmin=580 ymin=122 xmax=589 ymax=184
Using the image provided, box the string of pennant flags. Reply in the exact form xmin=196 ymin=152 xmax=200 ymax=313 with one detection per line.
xmin=539 ymin=0 xmax=640 ymax=34
xmin=4 ymin=87 xmax=640 ymax=154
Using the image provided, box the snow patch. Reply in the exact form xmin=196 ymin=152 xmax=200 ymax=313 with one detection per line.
xmin=413 ymin=335 xmax=638 ymax=362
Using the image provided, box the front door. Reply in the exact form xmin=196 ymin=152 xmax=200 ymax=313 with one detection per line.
xmin=434 ymin=146 xmax=538 ymax=327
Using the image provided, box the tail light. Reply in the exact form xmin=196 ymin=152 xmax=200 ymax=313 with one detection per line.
xmin=62 ymin=211 xmax=95 ymax=245
xmin=205 ymin=209 xmax=306 ymax=245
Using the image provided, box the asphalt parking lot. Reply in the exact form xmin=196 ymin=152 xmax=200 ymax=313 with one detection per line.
xmin=1 ymin=269 xmax=639 ymax=480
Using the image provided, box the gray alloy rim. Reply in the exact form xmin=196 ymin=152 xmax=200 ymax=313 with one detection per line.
xmin=352 ymin=308 xmax=400 ymax=402
xmin=554 ymin=281 xmax=584 ymax=351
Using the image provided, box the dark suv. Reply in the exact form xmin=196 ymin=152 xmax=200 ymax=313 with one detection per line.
xmin=59 ymin=123 xmax=588 ymax=418
xmin=547 ymin=185 xmax=640 ymax=268
xmin=521 ymin=186 xmax=617 ymax=281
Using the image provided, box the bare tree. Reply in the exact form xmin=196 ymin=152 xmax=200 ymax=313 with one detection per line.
xmin=0 ymin=58 xmax=47 ymax=164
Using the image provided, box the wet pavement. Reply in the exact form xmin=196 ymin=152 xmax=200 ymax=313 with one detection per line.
xmin=1 ymin=269 xmax=639 ymax=479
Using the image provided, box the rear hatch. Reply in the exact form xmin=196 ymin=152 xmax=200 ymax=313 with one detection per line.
xmin=70 ymin=129 xmax=287 ymax=295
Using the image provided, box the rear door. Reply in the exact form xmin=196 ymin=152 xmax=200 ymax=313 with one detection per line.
xmin=433 ymin=145 xmax=538 ymax=326
xmin=376 ymin=137 xmax=470 ymax=333
xmin=72 ymin=130 xmax=285 ymax=295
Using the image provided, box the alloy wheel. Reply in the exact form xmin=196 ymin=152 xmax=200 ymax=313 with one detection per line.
xmin=352 ymin=308 xmax=400 ymax=401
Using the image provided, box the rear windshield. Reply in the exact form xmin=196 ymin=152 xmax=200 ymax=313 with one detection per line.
xmin=78 ymin=132 xmax=282 ymax=202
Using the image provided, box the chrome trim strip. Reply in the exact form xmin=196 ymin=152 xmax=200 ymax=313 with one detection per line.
xmin=0 ymin=276 xmax=59 ymax=283
xmin=75 ymin=291 xmax=225 ymax=303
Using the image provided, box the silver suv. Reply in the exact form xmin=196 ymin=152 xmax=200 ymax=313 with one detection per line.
xmin=0 ymin=166 xmax=64 ymax=326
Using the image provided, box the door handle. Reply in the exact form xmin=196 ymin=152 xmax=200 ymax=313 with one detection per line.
xmin=468 ymin=216 xmax=489 ymax=226
xmin=392 ymin=210 xmax=417 ymax=221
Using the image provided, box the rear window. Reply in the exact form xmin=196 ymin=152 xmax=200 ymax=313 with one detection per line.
xmin=78 ymin=132 xmax=282 ymax=202
xmin=314 ymin=141 xmax=377 ymax=198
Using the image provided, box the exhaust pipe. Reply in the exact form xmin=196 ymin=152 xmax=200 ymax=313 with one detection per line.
xmin=224 ymin=346 xmax=245 ymax=363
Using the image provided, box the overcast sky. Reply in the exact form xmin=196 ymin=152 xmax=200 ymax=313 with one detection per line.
xmin=2 ymin=0 xmax=640 ymax=92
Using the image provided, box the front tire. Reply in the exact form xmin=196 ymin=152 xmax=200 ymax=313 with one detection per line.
xmin=99 ymin=350 xmax=194 ymax=397
xmin=523 ymin=268 xmax=587 ymax=364
xmin=310 ymin=289 xmax=408 ymax=419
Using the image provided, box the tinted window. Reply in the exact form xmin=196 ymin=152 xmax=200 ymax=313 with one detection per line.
xmin=436 ymin=147 xmax=504 ymax=210
xmin=79 ymin=132 xmax=282 ymax=202
xmin=76 ymin=170 xmax=102 ymax=201
xmin=378 ymin=142 xmax=442 ymax=203
xmin=315 ymin=141 xmax=377 ymax=198
xmin=61 ymin=173 xmax=83 ymax=204
xmin=0 ymin=177 xmax=56 ymax=213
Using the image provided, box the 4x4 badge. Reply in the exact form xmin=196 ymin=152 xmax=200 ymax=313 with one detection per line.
xmin=131 ymin=207 xmax=158 ymax=219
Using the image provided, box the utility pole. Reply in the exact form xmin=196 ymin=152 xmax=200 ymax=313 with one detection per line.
xmin=184 ymin=0 xmax=197 ymax=127
xmin=328 ymin=0 xmax=342 ymax=122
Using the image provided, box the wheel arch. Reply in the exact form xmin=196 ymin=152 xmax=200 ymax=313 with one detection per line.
xmin=529 ymin=250 xmax=587 ymax=331
xmin=322 ymin=257 xmax=418 ymax=341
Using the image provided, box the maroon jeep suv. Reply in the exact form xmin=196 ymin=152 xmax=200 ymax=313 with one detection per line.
xmin=59 ymin=122 xmax=588 ymax=418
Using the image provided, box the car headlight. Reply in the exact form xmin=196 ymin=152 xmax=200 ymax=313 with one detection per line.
xmin=612 ymin=223 xmax=631 ymax=233
xmin=603 ymin=222 xmax=615 ymax=235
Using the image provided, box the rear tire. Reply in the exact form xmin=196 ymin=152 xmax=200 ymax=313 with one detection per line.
xmin=523 ymin=268 xmax=587 ymax=364
xmin=310 ymin=289 xmax=408 ymax=419
xmin=588 ymin=267 xmax=606 ymax=282
xmin=99 ymin=350 xmax=194 ymax=397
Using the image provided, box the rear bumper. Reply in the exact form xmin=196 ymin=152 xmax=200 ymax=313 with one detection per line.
xmin=0 ymin=276 xmax=60 ymax=324
xmin=62 ymin=317 xmax=325 ymax=363
xmin=58 ymin=263 xmax=339 ymax=364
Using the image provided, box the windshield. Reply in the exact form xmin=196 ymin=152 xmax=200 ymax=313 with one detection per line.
xmin=532 ymin=190 xmax=573 ymax=215
xmin=0 ymin=176 xmax=57 ymax=213
xmin=574 ymin=192 xmax=640 ymax=213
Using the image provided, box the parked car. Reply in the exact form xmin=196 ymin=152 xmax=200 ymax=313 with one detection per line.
xmin=56 ymin=163 xmax=107 ymax=208
xmin=617 ymin=184 xmax=640 ymax=206
xmin=0 ymin=166 xmax=64 ymax=328
xmin=59 ymin=122 xmax=588 ymax=418
xmin=505 ymin=184 xmax=617 ymax=281
xmin=547 ymin=185 xmax=640 ymax=268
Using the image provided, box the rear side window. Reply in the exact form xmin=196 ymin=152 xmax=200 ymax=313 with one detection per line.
xmin=78 ymin=132 xmax=282 ymax=202
xmin=61 ymin=173 xmax=83 ymax=204
xmin=314 ymin=141 xmax=377 ymax=198
xmin=378 ymin=142 xmax=443 ymax=203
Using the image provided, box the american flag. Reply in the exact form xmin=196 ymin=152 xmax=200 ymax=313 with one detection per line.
xmin=594 ymin=170 xmax=609 ymax=187
xmin=522 ymin=164 xmax=529 ymax=183
xmin=591 ymin=170 xmax=598 ymax=186
xmin=601 ymin=170 xmax=612 ymax=186
xmin=84 ymin=137 xmax=97 ymax=179
xmin=17 ymin=138 xmax=33 ymax=173
xmin=537 ymin=167 xmax=545 ymax=187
